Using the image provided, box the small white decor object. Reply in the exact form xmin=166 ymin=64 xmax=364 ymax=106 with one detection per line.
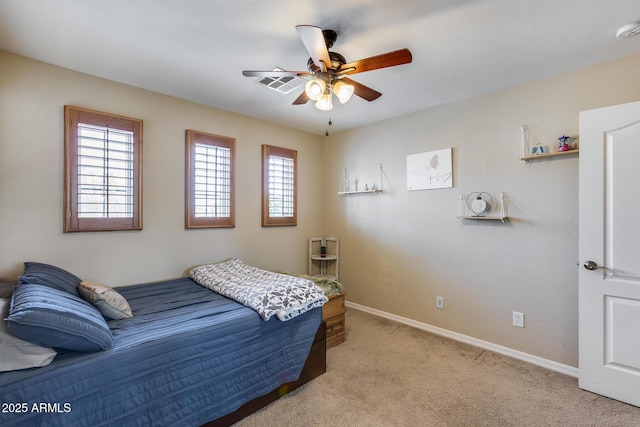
xmin=521 ymin=125 xmax=547 ymax=157
xmin=467 ymin=192 xmax=492 ymax=216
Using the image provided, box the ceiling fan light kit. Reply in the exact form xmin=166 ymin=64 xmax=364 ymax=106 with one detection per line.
xmin=616 ymin=21 xmax=640 ymax=39
xmin=243 ymin=25 xmax=412 ymax=113
xmin=305 ymin=79 xmax=326 ymax=101
xmin=333 ymin=80 xmax=354 ymax=104
xmin=303 ymin=79 xmax=355 ymax=110
xmin=315 ymin=91 xmax=333 ymax=111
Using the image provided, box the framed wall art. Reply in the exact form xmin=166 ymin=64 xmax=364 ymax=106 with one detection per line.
xmin=406 ymin=148 xmax=453 ymax=191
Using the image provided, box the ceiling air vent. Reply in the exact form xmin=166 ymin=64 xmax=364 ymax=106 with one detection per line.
xmin=257 ymin=68 xmax=303 ymax=94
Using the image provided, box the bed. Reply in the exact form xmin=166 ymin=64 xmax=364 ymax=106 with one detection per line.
xmin=0 ymin=261 xmax=327 ymax=427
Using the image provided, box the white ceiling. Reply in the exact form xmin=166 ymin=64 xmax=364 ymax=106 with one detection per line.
xmin=1 ymin=0 xmax=639 ymax=135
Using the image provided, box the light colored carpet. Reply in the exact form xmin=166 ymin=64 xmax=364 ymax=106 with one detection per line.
xmin=235 ymin=309 xmax=640 ymax=426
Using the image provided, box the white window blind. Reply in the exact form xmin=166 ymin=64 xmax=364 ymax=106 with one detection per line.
xmin=268 ymin=155 xmax=295 ymax=217
xmin=193 ymin=143 xmax=231 ymax=218
xmin=77 ymin=123 xmax=134 ymax=218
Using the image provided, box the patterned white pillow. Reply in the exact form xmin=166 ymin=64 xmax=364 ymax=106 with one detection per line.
xmin=78 ymin=281 xmax=133 ymax=320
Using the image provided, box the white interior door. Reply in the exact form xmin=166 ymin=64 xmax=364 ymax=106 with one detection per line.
xmin=579 ymin=100 xmax=640 ymax=406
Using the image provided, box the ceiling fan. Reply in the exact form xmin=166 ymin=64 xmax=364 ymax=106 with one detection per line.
xmin=242 ymin=25 xmax=412 ymax=111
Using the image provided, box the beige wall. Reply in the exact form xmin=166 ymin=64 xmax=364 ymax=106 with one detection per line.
xmin=0 ymin=51 xmax=324 ymax=285
xmin=322 ymin=53 xmax=640 ymax=367
xmin=3 ymin=48 xmax=640 ymax=368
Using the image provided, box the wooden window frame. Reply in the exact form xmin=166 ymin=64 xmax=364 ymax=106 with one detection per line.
xmin=64 ymin=106 xmax=142 ymax=232
xmin=185 ymin=130 xmax=236 ymax=228
xmin=262 ymin=144 xmax=297 ymax=227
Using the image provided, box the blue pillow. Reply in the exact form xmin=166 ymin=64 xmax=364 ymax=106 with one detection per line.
xmin=6 ymin=284 xmax=113 ymax=352
xmin=19 ymin=262 xmax=82 ymax=296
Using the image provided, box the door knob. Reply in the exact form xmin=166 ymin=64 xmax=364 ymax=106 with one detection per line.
xmin=583 ymin=261 xmax=611 ymax=271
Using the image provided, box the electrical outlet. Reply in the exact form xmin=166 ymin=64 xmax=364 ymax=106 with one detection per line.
xmin=512 ymin=311 xmax=524 ymax=328
xmin=436 ymin=296 xmax=444 ymax=310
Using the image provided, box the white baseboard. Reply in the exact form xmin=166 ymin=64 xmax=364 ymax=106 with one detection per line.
xmin=346 ymin=301 xmax=579 ymax=378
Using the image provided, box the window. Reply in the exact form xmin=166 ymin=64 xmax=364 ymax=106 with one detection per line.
xmin=262 ymin=145 xmax=297 ymax=227
xmin=185 ymin=130 xmax=235 ymax=228
xmin=64 ymin=106 xmax=142 ymax=232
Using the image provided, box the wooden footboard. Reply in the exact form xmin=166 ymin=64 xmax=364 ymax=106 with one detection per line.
xmin=202 ymin=322 xmax=327 ymax=427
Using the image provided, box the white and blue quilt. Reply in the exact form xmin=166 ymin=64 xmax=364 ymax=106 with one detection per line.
xmin=190 ymin=259 xmax=328 ymax=321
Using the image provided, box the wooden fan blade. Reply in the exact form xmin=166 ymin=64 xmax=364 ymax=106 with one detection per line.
xmin=296 ymin=25 xmax=332 ymax=70
xmin=340 ymin=48 xmax=412 ymax=75
xmin=340 ymin=77 xmax=382 ymax=101
xmin=242 ymin=70 xmax=308 ymax=77
xmin=292 ymin=91 xmax=310 ymax=105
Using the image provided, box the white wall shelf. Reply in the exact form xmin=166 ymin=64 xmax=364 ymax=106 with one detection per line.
xmin=337 ymin=189 xmax=383 ymax=196
xmin=520 ymin=149 xmax=579 ymax=161
xmin=457 ymin=192 xmax=509 ymax=222
xmin=338 ymin=164 xmax=383 ymax=197
xmin=520 ymin=125 xmax=579 ymax=162
xmin=459 ymin=215 xmax=509 ymax=222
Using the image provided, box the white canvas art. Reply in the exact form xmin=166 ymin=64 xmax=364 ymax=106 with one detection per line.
xmin=407 ymin=148 xmax=453 ymax=191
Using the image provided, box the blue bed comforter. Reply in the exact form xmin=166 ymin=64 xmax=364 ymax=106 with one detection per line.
xmin=0 ymin=277 xmax=322 ymax=427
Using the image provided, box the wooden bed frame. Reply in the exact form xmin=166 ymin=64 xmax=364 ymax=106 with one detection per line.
xmin=203 ymin=322 xmax=327 ymax=427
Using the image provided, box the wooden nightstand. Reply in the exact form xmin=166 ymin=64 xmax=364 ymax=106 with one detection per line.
xmin=322 ymin=291 xmax=346 ymax=349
